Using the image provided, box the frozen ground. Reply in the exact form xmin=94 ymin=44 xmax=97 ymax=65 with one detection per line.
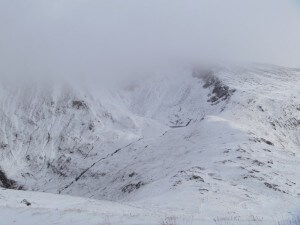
xmin=0 ymin=64 xmax=299 ymax=224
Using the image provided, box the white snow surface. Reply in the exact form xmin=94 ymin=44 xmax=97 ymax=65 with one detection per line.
xmin=0 ymin=64 xmax=299 ymax=224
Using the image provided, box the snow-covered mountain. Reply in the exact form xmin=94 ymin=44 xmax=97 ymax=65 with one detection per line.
xmin=0 ymin=64 xmax=299 ymax=224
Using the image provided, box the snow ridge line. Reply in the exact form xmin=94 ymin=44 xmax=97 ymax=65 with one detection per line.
xmin=58 ymin=137 xmax=143 ymax=194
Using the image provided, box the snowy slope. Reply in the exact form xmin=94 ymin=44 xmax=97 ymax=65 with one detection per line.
xmin=0 ymin=64 xmax=299 ymax=224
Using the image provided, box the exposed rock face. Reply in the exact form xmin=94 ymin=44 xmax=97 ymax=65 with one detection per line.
xmin=193 ymin=69 xmax=236 ymax=104
xmin=0 ymin=169 xmax=19 ymax=189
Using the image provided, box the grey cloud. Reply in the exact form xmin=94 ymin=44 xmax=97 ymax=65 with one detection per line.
xmin=0 ymin=0 xmax=299 ymax=79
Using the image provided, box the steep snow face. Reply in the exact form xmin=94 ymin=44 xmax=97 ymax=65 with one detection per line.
xmin=0 ymin=65 xmax=299 ymax=219
xmin=0 ymin=80 xmax=145 ymax=190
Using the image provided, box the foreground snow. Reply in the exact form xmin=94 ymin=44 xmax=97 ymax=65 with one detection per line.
xmin=0 ymin=188 xmax=159 ymax=225
xmin=0 ymin=188 xmax=299 ymax=225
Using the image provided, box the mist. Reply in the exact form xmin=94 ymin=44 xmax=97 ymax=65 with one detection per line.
xmin=1 ymin=0 xmax=300 ymax=80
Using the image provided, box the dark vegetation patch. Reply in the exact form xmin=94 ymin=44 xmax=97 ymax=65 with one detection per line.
xmin=252 ymin=160 xmax=265 ymax=167
xmin=21 ymin=199 xmax=31 ymax=206
xmin=122 ymin=181 xmax=144 ymax=193
xmin=270 ymin=122 xmax=276 ymax=130
xmin=286 ymin=118 xmax=300 ymax=128
xmin=72 ymin=100 xmax=88 ymax=110
xmin=223 ymin=149 xmax=230 ymax=154
xmin=188 ymin=174 xmax=204 ymax=182
xmin=0 ymin=142 xmax=8 ymax=149
xmin=243 ymin=174 xmax=264 ymax=181
xmin=264 ymin=182 xmax=288 ymax=194
xmin=219 ymin=159 xmax=234 ymax=164
xmin=258 ymin=106 xmax=264 ymax=112
xmin=270 ymin=118 xmax=300 ymax=130
xmin=248 ymin=169 xmax=260 ymax=174
xmin=88 ymin=122 xmax=95 ymax=131
xmin=128 ymin=172 xmax=137 ymax=177
xmin=250 ymin=137 xmax=274 ymax=146
xmin=199 ymin=188 xmax=209 ymax=192
xmin=236 ymin=148 xmax=247 ymax=153
xmin=172 ymin=167 xmax=206 ymax=187
xmin=260 ymin=138 xmax=274 ymax=146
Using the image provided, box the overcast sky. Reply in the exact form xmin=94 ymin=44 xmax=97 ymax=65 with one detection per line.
xmin=0 ymin=0 xmax=300 ymax=78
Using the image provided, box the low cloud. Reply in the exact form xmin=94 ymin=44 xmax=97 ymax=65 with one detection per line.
xmin=0 ymin=0 xmax=300 ymax=79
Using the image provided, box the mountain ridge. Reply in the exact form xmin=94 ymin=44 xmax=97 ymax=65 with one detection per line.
xmin=0 ymin=64 xmax=299 ymax=221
